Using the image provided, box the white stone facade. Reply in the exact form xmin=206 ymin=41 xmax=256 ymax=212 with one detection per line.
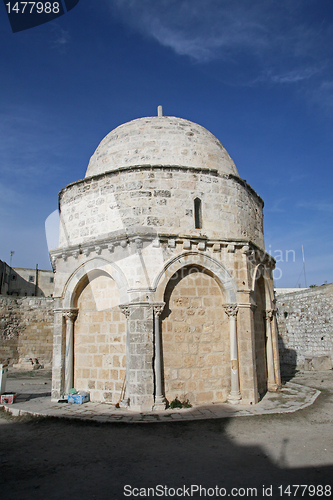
xmin=50 ymin=114 xmax=281 ymax=410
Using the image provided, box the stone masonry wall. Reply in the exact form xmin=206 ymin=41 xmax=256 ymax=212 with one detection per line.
xmin=58 ymin=167 xmax=264 ymax=250
xmin=276 ymin=284 xmax=333 ymax=367
xmin=161 ymin=268 xmax=230 ymax=405
xmin=74 ymin=275 xmax=126 ymax=403
xmin=0 ymin=296 xmax=54 ymax=366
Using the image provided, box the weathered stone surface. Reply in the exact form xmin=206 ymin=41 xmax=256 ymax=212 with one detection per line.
xmin=0 ymin=297 xmax=53 ymax=366
xmin=276 ymin=284 xmax=333 ymax=369
xmin=304 ymin=355 xmax=332 ymax=371
xmin=85 ymin=116 xmax=239 ymax=178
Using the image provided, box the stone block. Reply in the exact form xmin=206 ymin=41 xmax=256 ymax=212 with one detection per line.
xmin=304 ymin=355 xmax=332 ymax=371
xmin=88 ymin=380 xmax=95 ymax=389
xmin=93 ymin=355 xmax=103 ymax=367
xmin=183 ymin=355 xmax=196 ymax=367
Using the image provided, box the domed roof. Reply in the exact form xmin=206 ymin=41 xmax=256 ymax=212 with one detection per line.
xmin=85 ymin=116 xmax=239 ymax=178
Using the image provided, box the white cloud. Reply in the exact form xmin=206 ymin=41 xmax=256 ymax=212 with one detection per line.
xmin=108 ymin=0 xmax=333 ymax=110
xmin=108 ymin=0 xmax=331 ymax=64
xmin=256 ymin=67 xmax=323 ymax=85
xmin=265 ymin=198 xmax=287 ymax=213
xmin=109 ymin=0 xmax=276 ymax=62
xmin=50 ymin=24 xmax=71 ymax=50
xmin=297 ymin=201 xmax=333 ymax=213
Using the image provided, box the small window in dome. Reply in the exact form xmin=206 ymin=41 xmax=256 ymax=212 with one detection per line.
xmin=194 ymin=198 xmax=202 ymax=229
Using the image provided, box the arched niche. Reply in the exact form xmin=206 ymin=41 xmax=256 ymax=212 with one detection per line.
xmin=62 ymin=257 xmax=129 ymax=309
xmin=154 ymin=252 xmax=237 ymax=305
xmin=61 ymin=258 xmax=129 ymax=403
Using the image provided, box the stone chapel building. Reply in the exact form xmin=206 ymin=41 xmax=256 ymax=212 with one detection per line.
xmin=50 ymin=109 xmax=281 ymax=411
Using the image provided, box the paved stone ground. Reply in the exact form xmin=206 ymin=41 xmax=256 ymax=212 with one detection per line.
xmin=0 ymin=368 xmax=320 ymax=423
xmin=0 ymin=368 xmax=332 ymax=499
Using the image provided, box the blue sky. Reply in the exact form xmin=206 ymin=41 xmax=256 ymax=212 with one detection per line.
xmin=1 ymin=0 xmax=333 ymax=287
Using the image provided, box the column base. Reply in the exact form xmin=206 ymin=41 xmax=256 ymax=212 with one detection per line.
xmin=268 ymin=383 xmax=279 ymax=392
xmin=153 ymin=396 xmax=167 ymax=411
xmin=227 ymin=391 xmax=242 ymax=405
xmin=118 ymin=398 xmax=130 ymax=408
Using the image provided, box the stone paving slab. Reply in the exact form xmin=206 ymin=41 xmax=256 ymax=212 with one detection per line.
xmin=0 ymin=378 xmax=320 ymax=423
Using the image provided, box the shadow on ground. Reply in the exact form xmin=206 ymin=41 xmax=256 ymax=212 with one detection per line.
xmin=0 ymin=408 xmax=332 ymax=500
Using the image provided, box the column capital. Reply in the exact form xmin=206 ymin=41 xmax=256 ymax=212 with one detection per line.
xmin=264 ymin=309 xmax=276 ymax=321
xmin=153 ymin=303 xmax=165 ymax=317
xmin=62 ymin=309 xmax=78 ymax=322
xmin=119 ymin=305 xmax=131 ymax=318
xmin=224 ymin=304 xmax=239 ymax=318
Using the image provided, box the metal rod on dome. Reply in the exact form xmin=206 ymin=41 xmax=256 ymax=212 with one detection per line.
xmin=157 ymin=105 xmax=163 ymax=117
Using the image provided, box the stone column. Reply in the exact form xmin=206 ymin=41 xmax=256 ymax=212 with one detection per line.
xmin=271 ymin=308 xmax=282 ymax=388
xmin=224 ymin=305 xmax=241 ymax=404
xmin=51 ymin=305 xmax=66 ymax=401
xmin=63 ymin=309 xmax=78 ymax=395
xmin=265 ymin=309 xmax=278 ymax=391
xmin=153 ymin=303 xmax=167 ymax=411
xmin=119 ymin=305 xmax=131 ymax=407
xmin=123 ymin=303 xmax=155 ymax=412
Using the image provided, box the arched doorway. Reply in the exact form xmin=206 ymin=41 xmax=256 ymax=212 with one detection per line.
xmin=73 ymin=271 xmax=126 ymax=403
xmin=161 ymin=265 xmax=230 ymax=405
xmin=253 ymin=275 xmax=267 ymax=397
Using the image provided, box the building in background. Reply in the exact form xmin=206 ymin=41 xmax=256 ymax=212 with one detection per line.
xmin=0 ymin=260 xmax=54 ymax=297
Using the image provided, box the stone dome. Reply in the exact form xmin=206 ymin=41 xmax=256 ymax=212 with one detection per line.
xmin=85 ymin=116 xmax=239 ymax=178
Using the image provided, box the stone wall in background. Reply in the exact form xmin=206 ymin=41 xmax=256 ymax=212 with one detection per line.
xmin=1 ymin=284 xmax=332 ymax=373
xmin=276 ymin=284 xmax=333 ymax=369
xmin=0 ymin=296 xmax=54 ymax=367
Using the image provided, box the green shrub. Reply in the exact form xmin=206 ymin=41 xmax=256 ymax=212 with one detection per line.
xmin=170 ymin=397 xmax=192 ymax=409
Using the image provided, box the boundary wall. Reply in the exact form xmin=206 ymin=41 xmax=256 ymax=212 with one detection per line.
xmin=1 ymin=284 xmax=332 ymax=372
xmin=276 ymin=284 xmax=333 ymax=369
xmin=0 ymin=296 xmax=54 ymax=367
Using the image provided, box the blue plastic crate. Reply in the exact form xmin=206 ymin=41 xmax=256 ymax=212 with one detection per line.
xmin=68 ymin=392 xmax=90 ymax=404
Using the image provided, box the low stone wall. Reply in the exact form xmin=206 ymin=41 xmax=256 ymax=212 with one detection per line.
xmin=0 ymin=296 xmax=54 ymax=366
xmin=276 ymin=284 xmax=333 ymax=369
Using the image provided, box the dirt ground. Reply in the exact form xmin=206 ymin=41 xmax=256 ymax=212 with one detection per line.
xmin=0 ymin=369 xmax=332 ymax=500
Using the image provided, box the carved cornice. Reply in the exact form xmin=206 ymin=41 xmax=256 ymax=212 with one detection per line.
xmin=49 ymin=236 xmax=274 ymax=265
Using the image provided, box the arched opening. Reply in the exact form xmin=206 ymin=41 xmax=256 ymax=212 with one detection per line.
xmin=194 ymin=197 xmax=202 ymax=229
xmin=73 ymin=272 xmax=126 ymax=403
xmin=160 ymin=265 xmax=230 ymax=405
xmin=253 ymin=275 xmax=267 ymax=397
